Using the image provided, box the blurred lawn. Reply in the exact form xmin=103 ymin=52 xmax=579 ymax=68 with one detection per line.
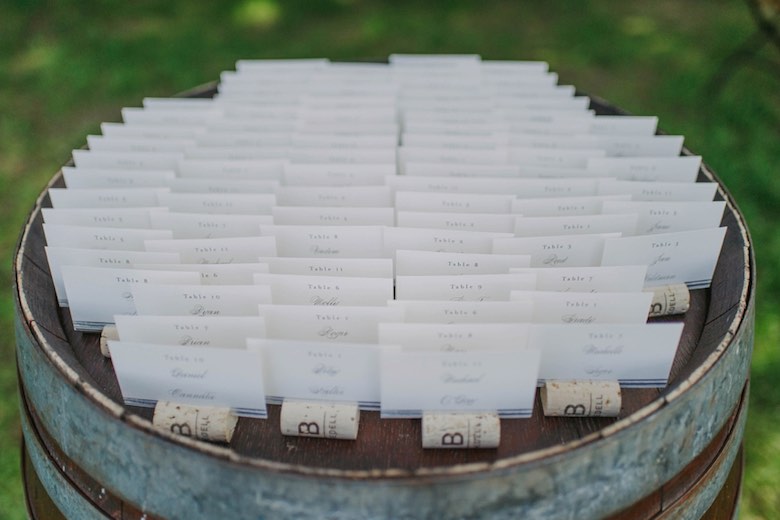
xmin=1 ymin=0 xmax=778 ymax=518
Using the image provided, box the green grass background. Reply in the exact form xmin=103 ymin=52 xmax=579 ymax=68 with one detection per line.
xmin=1 ymin=0 xmax=778 ymax=518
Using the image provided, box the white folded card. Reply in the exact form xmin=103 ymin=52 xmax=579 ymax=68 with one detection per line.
xmin=45 ymin=247 xmax=180 ymax=306
xmin=378 ymin=322 xmax=531 ymax=352
xmin=247 ymin=338 xmax=390 ymax=410
xmin=402 ymin=162 xmax=522 ymax=178
xmin=528 ymin=323 xmax=684 ymax=386
xmin=587 ymin=156 xmax=701 ymax=183
xmin=133 ymin=262 xmax=269 ymax=285
xmin=61 ymin=266 xmax=201 ymax=331
xmin=514 ymin=213 xmax=639 ymax=237
xmin=380 ymin=349 xmax=540 ymax=418
xmin=395 ymin=273 xmax=537 ymax=301
xmin=388 ymin=300 xmax=533 ymax=324
xmin=113 ymin=315 xmax=266 ymax=348
xmin=511 ymin=195 xmax=631 ymax=217
xmin=48 ymin=188 xmax=168 ymax=208
xmin=108 ymin=341 xmax=267 ymax=418
xmin=388 ymin=176 xmax=601 ymax=198
xmin=291 ymin=134 xmax=397 ymax=149
xmin=62 ymin=167 xmax=175 ymax=189
xmin=41 ymin=208 xmax=165 ymax=229
xmin=598 ymin=180 xmax=718 ymax=201
xmin=86 ymin=135 xmax=194 ymax=153
xmin=283 ymin=163 xmax=393 ymax=186
xmin=157 ymin=192 xmax=276 ymax=215
xmin=131 ymin=284 xmax=272 ymax=317
xmin=600 ymin=201 xmax=726 ymax=235
xmin=71 ymin=150 xmax=182 ymax=170
xmin=509 ymin=290 xmax=652 ymax=324
xmin=100 ymin=122 xmax=206 ymax=139
xmin=258 ymin=304 xmax=404 ymax=343
xmin=274 ymin=186 xmax=393 ymax=207
xmin=384 ymin=227 xmax=513 ymax=255
xmin=258 ymin=256 xmax=394 ymax=278
xmin=395 ymin=250 xmax=530 ymax=276
xmin=395 ymin=191 xmax=515 ymax=214
xmin=149 ymin=212 xmax=271 ymax=239
xmin=253 ymin=273 xmax=393 ymax=306
xmin=176 ymin=159 xmax=285 ymax=180
xmin=508 ymin=265 xmax=648 ymax=292
xmin=287 ymin=147 xmax=397 ymax=165
xmin=493 ymin=233 xmax=620 ymax=267
xmin=259 ymin=225 xmax=384 ymax=258
xmin=144 ymin=236 xmax=277 ymax=263
xmin=506 ymin=147 xmax=606 ymax=169
xmin=167 ymin=178 xmax=279 ymax=194
xmin=601 ymin=228 xmax=727 ymax=289
xmin=184 ymin=146 xmax=291 ymax=161
xmin=396 ymin=211 xmax=516 ymax=233
xmin=272 ymin=206 xmax=395 ymax=226
xmin=43 ymin=224 xmax=173 ymax=251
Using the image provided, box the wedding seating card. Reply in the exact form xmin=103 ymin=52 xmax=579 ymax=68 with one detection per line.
xmin=600 ymin=200 xmax=726 ymax=235
xmin=41 ymin=207 xmax=164 ymax=229
xmin=133 ymin=263 xmax=269 ymax=285
xmin=378 ymin=323 xmax=531 ymax=352
xmin=508 ymin=265 xmax=648 ymax=293
xmin=511 ymin=195 xmax=631 ymax=217
xmin=274 ymin=186 xmax=393 ymax=207
xmin=509 ymin=290 xmax=652 ymax=324
xmin=601 ymin=228 xmax=727 ymax=288
xmin=144 ymin=236 xmax=277 ymax=263
xmin=283 ymin=163 xmax=394 ymax=186
xmin=114 ymin=315 xmax=266 ymax=348
xmin=108 ymin=341 xmax=267 ymax=417
xmin=388 ymin=176 xmax=601 ymax=198
xmin=388 ymin=300 xmax=533 ymax=323
xmin=258 ymin=304 xmax=404 ymax=343
xmin=48 ymin=188 xmax=168 ymax=208
xmin=247 ymin=338 xmax=390 ymax=410
xmin=61 ymin=266 xmax=201 ymax=331
xmin=259 ymin=225 xmax=384 ymax=258
xmin=514 ymin=213 xmax=639 ymax=237
xmin=272 ymin=206 xmax=395 ymax=226
xmin=587 ymin=156 xmax=701 ymax=182
xmin=396 ymin=211 xmax=515 ymax=233
xmin=394 ymin=191 xmax=514 ymax=214
xmin=598 ymin=180 xmax=718 ymax=201
xmin=380 ymin=349 xmax=540 ymax=418
xmin=86 ymin=135 xmax=193 ymax=153
xmin=43 ymin=224 xmax=173 ymax=251
xmin=253 ymin=273 xmax=393 ymax=306
xmin=62 ymin=167 xmax=175 ymax=189
xmin=395 ymin=250 xmax=530 ymax=275
xmin=176 ymin=159 xmax=285 ymax=180
xmin=71 ymin=150 xmax=182 ymax=170
xmin=493 ymin=233 xmax=620 ymax=267
xmin=157 ymin=192 xmax=276 ymax=215
xmin=167 ymin=178 xmax=279 ymax=194
xmin=149 ymin=212 xmax=271 ymax=239
xmin=528 ymin=323 xmax=684 ymax=386
xmin=131 ymin=284 xmax=272 ymax=316
xmin=395 ymin=273 xmax=536 ymax=301
xmin=384 ymin=227 xmax=513 ymax=255
xmin=257 ymin=256 xmax=394 ymax=278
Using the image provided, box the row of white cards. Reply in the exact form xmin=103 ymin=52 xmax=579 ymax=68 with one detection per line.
xmin=43 ymin=55 xmax=725 ymax=418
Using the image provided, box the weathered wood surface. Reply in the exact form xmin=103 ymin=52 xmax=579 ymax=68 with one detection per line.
xmin=14 ymin=85 xmax=755 ymax=519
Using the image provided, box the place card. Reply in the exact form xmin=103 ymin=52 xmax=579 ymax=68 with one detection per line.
xmin=71 ymin=150 xmax=182 ymax=170
xmin=378 ymin=323 xmax=531 ymax=352
xmin=258 ymin=256 xmax=394 ymax=278
xmin=384 ymin=227 xmax=513 ymax=255
xmin=253 ymin=273 xmax=393 ymax=306
xmin=388 ymin=300 xmax=533 ymax=324
xmin=394 ymin=192 xmax=515 ymax=214
xmin=528 ymin=323 xmax=684 ymax=386
xmin=144 ymin=236 xmax=277 ymax=263
xmin=176 ymin=159 xmax=285 ymax=180
xmin=509 ymin=291 xmax=652 ymax=324
xmin=167 ymin=178 xmax=279 ymax=194
xmin=395 ymin=250 xmax=530 ymax=275
xmin=388 ymin=176 xmax=601 ymax=198
xmin=149 ymin=212 xmax=271 ymax=239
xmin=108 ymin=341 xmax=267 ymax=418
xmin=511 ymin=195 xmax=631 ymax=217
xmin=47 ymin=188 xmax=168 ymax=208
xmin=86 ymin=135 xmax=194 ymax=153
xmin=61 ymin=266 xmax=201 ymax=331
xmin=402 ymin=163 xmax=522 ymax=178
xmin=597 ymin=180 xmax=718 ymax=201
xmin=601 ymin=228 xmax=727 ymax=289
xmin=43 ymin=224 xmax=173 ymax=251
xmin=380 ymin=349 xmax=540 ymax=418
xmin=259 ymin=225 xmax=384 ymax=258
xmin=283 ymin=163 xmax=394 ymax=186
xmin=514 ymin=213 xmax=639 ymax=237
xmin=61 ymin=167 xmax=175 ymax=189
xmin=131 ymin=284 xmax=272 ymax=316
xmin=100 ymin=122 xmax=206 ymax=139
xmin=183 ymin=146 xmax=290 ymax=161
xmin=247 ymin=338 xmax=390 ymax=410
xmin=258 ymin=304 xmax=404 ymax=343
xmin=45 ymin=247 xmax=180 ymax=305
xmin=133 ymin=262 xmax=269 ymax=285
xmin=493 ymin=233 xmax=620 ymax=267
xmin=600 ymin=200 xmax=726 ymax=235
xmin=287 ymin=148 xmax=397 ymax=165
xmin=272 ymin=206 xmax=395 ymax=226
xmin=509 ymin=265 xmax=648 ymax=292
xmin=395 ymin=273 xmax=537 ymax=301
xmin=157 ymin=192 xmax=276 ymax=215
xmin=274 ymin=186 xmax=393 ymax=207
xmin=506 ymin=147 xmax=605 ymax=169
xmin=41 ymin=207 xmax=165 ymax=229
xmin=587 ymin=156 xmax=701 ymax=182
xmin=113 ymin=315 xmax=266 ymax=348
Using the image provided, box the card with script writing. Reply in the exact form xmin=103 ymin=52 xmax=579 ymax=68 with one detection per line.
xmin=167 ymin=178 xmax=279 ymax=194
xmin=396 ymin=211 xmax=516 ymax=233
xmin=42 ymin=207 xmax=166 ymax=229
xmin=275 ymin=186 xmax=393 ymax=207
xmin=258 ymin=256 xmax=394 ymax=278
xmin=258 ymin=305 xmax=404 ymax=343
xmin=133 ymin=263 xmax=269 ymax=285
xmin=144 ymin=236 xmax=277 ymax=263
xmin=388 ymin=300 xmax=533 ymax=324
xmin=601 ymin=227 xmax=727 ymax=289
xmin=149 ymin=212 xmax=271 ymax=239
xmin=176 ymin=159 xmax=285 ymax=180
xmin=259 ymin=225 xmax=385 ymax=258
xmin=509 ymin=291 xmax=652 ymax=324
xmin=600 ymin=200 xmax=726 ymax=236
xmin=597 ymin=180 xmax=718 ymax=201
xmin=387 ymin=176 xmax=601 ymax=198
xmin=71 ymin=150 xmax=182 ymax=170
xmin=514 ymin=213 xmax=638 ymax=237
xmin=378 ymin=323 xmax=531 ymax=352
xmin=384 ymin=227 xmax=512 ymax=255
xmin=380 ymin=349 xmax=540 ymax=418
xmin=157 ymin=192 xmax=276 ymax=215
xmin=587 ymin=156 xmax=701 ymax=183
xmin=47 ymin=188 xmax=168 ymax=208
xmin=114 ymin=315 xmax=266 ymax=348
xmin=43 ymin=224 xmax=173 ymax=251
xmin=395 ymin=250 xmax=530 ymax=276
xmin=395 ymin=191 xmax=515 ymax=214
xmin=108 ymin=341 xmax=267 ymax=418
xmin=509 ymin=265 xmax=648 ymax=293
xmin=253 ymin=273 xmax=393 ymax=306
xmin=272 ymin=206 xmax=395 ymax=226
xmin=511 ymin=194 xmax=631 ymax=217
xmin=131 ymin=284 xmax=272 ymax=317
xmin=395 ymin=273 xmax=537 ymax=301
xmin=283 ymin=163 xmax=393 ymax=187
xmin=493 ymin=233 xmax=620 ymax=267
xmin=62 ymin=167 xmax=174 ymax=189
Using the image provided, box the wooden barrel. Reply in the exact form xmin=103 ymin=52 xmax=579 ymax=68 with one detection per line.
xmin=14 ymin=84 xmax=754 ymax=520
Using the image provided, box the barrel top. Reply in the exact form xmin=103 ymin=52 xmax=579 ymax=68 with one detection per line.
xmin=13 ymin=85 xmax=755 ymax=480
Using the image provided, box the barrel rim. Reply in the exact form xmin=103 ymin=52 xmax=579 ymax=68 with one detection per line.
xmin=13 ymin=85 xmax=755 ymax=481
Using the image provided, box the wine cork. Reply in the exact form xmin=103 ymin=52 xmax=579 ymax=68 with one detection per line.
xmin=152 ymin=401 xmax=238 ymax=443
xmin=646 ymin=283 xmax=690 ymax=317
xmin=99 ymin=324 xmax=119 ymax=358
xmin=421 ymin=412 xmax=500 ymax=449
xmin=280 ymin=400 xmax=360 ymax=440
xmin=541 ymin=380 xmax=621 ymax=417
